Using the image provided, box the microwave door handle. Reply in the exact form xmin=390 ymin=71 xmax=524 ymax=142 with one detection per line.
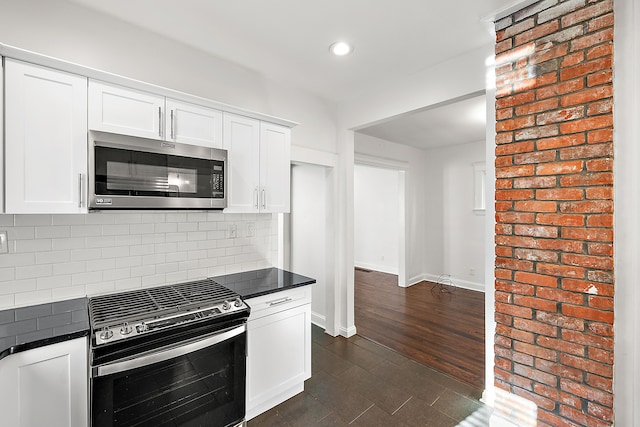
xmin=94 ymin=324 xmax=246 ymax=377
xmin=158 ymin=106 xmax=162 ymax=137
xmin=78 ymin=173 xmax=83 ymax=208
xmin=254 ymin=187 xmax=259 ymax=209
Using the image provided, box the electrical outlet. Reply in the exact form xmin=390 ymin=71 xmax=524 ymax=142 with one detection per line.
xmin=246 ymin=222 xmax=255 ymax=237
xmin=227 ymin=224 xmax=237 ymax=239
xmin=0 ymin=231 xmax=8 ymax=254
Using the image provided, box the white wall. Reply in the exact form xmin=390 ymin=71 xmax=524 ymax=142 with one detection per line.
xmin=354 ymin=165 xmax=400 ymax=274
xmin=0 ymin=0 xmax=338 ymax=154
xmin=0 ymin=212 xmax=277 ymax=308
xmin=290 ymin=164 xmax=328 ymax=328
xmin=426 ymin=140 xmax=486 ymax=290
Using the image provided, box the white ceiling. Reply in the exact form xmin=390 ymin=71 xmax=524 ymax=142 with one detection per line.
xmin=67 ymin=0 xmax=515 ymax=148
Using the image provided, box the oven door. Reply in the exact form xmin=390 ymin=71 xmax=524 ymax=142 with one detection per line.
xmin=91 ymin=325 xmax=246 ymax=427
xmin=89 ymin=131 xmax=226 ymax=210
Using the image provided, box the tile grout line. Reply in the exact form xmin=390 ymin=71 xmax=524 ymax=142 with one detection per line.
xmin=349 ymin=403 xmax=375 ymax=424
xmin=391 ymin=396 xmax=413 ymax=415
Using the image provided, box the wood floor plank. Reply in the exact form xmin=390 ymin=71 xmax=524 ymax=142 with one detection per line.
xmin=354 ymin=269 xmax=485 ymax=391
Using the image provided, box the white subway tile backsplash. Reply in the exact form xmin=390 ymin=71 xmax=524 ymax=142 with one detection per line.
xmin=0 ymin=212 xmax=276 ymax=308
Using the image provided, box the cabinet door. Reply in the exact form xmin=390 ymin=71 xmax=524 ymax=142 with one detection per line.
xmin=0 ymin=337 xmax=88 ymax=427
xmin=0 ymin=59 xmax=4 ymax=213
xmin=246 ymin=303 xmax=311 ymax=419
xmin=223 ymin=113 xmax=260 ymax=213
xmin=259 ymin=122 xmax=291 ymax=213
xmin=88 ymin=80 xmax=164 ymax=139
xmin=5 ymin=59 xmax=88 ymax=214
xmin=166 ymin=99 xmax=223 ymax=148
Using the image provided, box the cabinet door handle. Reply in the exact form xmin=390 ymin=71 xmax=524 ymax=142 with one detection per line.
xmin=254 ymin=187 xmax=259 ymax=209
xmin=158 ymin=106 xmax=162 ymax=137
xmin=268 ymin=297 xmax=292 ymax=307
xmin=170 ymin=109 xmax=175 ymax=139
xmin=78 ymin=173 xmax=83 ymax=208
xmin=261 ymin=188 xmax=266 ymax=210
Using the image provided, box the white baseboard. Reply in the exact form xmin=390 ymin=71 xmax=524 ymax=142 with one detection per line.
xmin=406 ymin=273 xmax=485 ymax=292
xmin=355 ymin=261 xmax=398 ymax=275
xmin=339 ymin=324 xmax=357 ymax=338
xmin=311 ymin=312 xmax=326 ymax=329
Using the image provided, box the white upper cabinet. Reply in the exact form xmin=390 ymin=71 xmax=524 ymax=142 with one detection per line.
xmin=89 ymin=80 xmax=164 ymax=140
xmin=223 ymin=113 xmax=261 ymax=213
xmin=165 ymin=98 xmax=223 ymax=148
xmin=259 ymin=122 xmax=291 ymax=213
xmin=4 ymin=59 xmax=88 ymax=214
xmin=223 ymin=113 xmax=291 ymax=213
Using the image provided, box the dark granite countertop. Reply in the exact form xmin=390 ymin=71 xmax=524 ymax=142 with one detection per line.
xmin=0 ymin=298 xmax=89 ymax=361
xmin=210 ymin=268 xmax=315 ymax=299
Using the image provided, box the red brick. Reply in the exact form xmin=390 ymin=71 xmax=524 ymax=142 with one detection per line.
xmin=497 ymin=257 xmax=535 ymax=272
xmin=514 ymin=295 xmax=558 ymax=312
xmin=496 ymin=141 xmax=534 ymax=155
xmin=561 ymin=85 xmax=612 ymax=107
xmin=514 ymin=319 xmax=557 ymax=338
xmin=561 ymin=227 xmax=612 ymax=242
xmin=514 ymin=224 xmax=558 ymax=238
xmin=534 ymin=382 xmax=560 ymax=401
xmin=559 ymin=200 xmax=612 ymax=214
xmin=537 ymin=263 xmax=586 ymax=279
xmin=561 ymin=51 xmax=584 ymax=68
xmin=495 ymin=335 xmax=512 ymax=348
xmin=588 ymin=401 xmax=614 ymax=423
xmin=514 ymin=72 xmax=559 ymax=93
xmin=587 ymin=242 xmax=612 ymax=256
xmin=497 ymin=68 xmax=532 ymax=88
xmin=495 ymin=234 xmax=537 ymax=249
xmin=537 ymin=336 xmax=585 ymax=357
xmin=536 ymin=213 xmax=584 ymax=226
xmin=560 ymin=405 xmax=611 ymax=427
xmin=497 ymin=115 xmax=536 ymax=132
xmin=560 ymin=172 xmax=613 ymax=187
xmin=586 ymin=373 xmax=613 ymax=393
xmin=559 ymin=114 xmax=613 ymax=134
xmin=514 ymin=150 xmax=557 ymax=165
xmin=496 ymin=85 xmax=513 ymax=98
xmin=514 ymin=248 xmax=558 ymax=263
xmin=571 ymin=28 xmax=614 ymax=51
xmin=536 ymin=160 xmax=583 ymax=175
xmin=562 ymin=279 xmax=614 ymax=297
xmin=587 ymin=98 xmax=613 ymax=115
xmin=588 ymin=13 xmax=614 ymax=33
xmin=496 ymin=223 xmax=513 ymax=235
xmin=496 ymin=38 xmax=514 ymax=55
xmin=537 ymin=134 xmax=585 ymax=150
xmin=496 ymin=248 xmax=514 ymax=259
xmin=537 ymin=287 xmax=584 ymax=305
xmin=514 ymin=271 xmax=558 ymax=288
xmin=587 ymin=129 xmax=612 ymax=144
xmin=497 ymin=302 xmax=533 ymax=319
xmin=497 ymin=201 xmax=513 ymax=212
xmin=560 ymin=379 xmax=613 ymax=407
xmin=514 ymin=364 xmax=558 ymax=387
xmin=566 ymin=328 xmax=614 ymax=348
xmin=587 ymin=271 xmax=613 ymax=284
xmin=514 ymin=386 xmax=557 ymax=411
xmin=560 ymin=57 xmax=612 ymax=81
xmin=495 ymin=157 xmax=513 ymax=169
xmin=515 ymin=124 xmax=559 ymax=141
xmin=513 ymin=176 xmax=558 ymax=188
xmin=496 ymin=189 xmax=534 ymax=201
xmin=496 ymin=164 xmax=535 ymax=178
xmin=562 ymin=253 xmax=613 ymax=271
xmin=497 ymin=324 xmax=535 ymax=344
xmin=587 ymin=44 xmax=613 ymax=61
xmin=536 ymin=188 xmax=583 ymax=201
xmin=588 ymin=69 xmax=612 ymax=86
xmin=561 ymin=355 xmax=613 ymax=380
xmin=561 ymin=0 xmax=613 ymax=28
xmin=513 ymin=351 xmax=535 ymax=366
xmin=496 ymin=91 xmax=536 ymax=109
xmin=562 ymin=304 xmax=613 ymax=324
xmin=496 ymin=280 xmax=535 ymax=296
xmin=536 ymin=358 xmax=584 ymax=382
xmin=496 ymin=212 xmax=536 ymax=223
xmin=537 ymin=409 xmax=572 ymax=427
xmin=536 ymin=78 xmax=584 ymax=100
xmin=536 ymin=106 xmax=585 ymax=125
xmin=514 ymin=341 xmax=558 ymax=363
xmin=496 ymin=267 xmax=513 ymax=279
xmin=495 ymin=312 xmax=513 ymax=326
xmin=536 ymin=239 xmax=584 ymax=253
xmin=497 ymin=107 xmax=514 ymax=121
xmin=514 ymin=200 xmax=558 ymax=212
xmin=515 ymin=98 xmax=559 ymax=116
xmin=530 ymin=42 xmax=569 ymax=65
xmin=515 ymin=20 xmax=560 ymax=46
xmin=497 ymin=132 xmax=514 ymax=144
xmin=559 ymin=143 xmax=613 ymax=161
xmin=588 ymin=295 xmax=614 ymax=310
xmin=495 ymin=357 xmax=513 ymax=371
xmin=585 ymin=187 xmax=612 ymax=201
xmin=586 ymin=157 xmax=613 ymax=172
xmin=587 ymin=214 xmax=612 ymax=227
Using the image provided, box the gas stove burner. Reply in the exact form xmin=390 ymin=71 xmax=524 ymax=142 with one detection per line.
xmin=88 ymin=278 xmax=249 ymax=346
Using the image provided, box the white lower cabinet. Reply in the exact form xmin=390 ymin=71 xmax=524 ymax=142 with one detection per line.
xmin=245 ymin=287 xmax=312 ymax=420
xmin=0 ymin=337 xmax=88 ymax=427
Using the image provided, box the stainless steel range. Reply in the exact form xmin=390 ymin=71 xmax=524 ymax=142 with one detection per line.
xmin=88 ymin=279 xmax=250 ymax=427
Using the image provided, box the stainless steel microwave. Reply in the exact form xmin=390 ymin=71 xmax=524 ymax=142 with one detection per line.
xmin=88 ymin=131 xmax=227 ymax=210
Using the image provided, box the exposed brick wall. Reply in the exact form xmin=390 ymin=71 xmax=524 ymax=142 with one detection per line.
xmin=493 ymin=1 xmax=614 ymax=426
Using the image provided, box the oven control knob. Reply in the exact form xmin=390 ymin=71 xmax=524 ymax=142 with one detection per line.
xmin=222 ymin=300 xmax=231 ymax=310
xmin=233 ymin=298 xmax=243 ymax=308
xmin=99 ymin=327 xmax=113 ymax=341
xmin=120 ymin=322 xmax=133 ymax=335
xmin=136 ymin=323 xmax=148 ymax=333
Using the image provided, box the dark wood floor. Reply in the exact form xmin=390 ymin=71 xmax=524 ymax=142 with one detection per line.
xmin=354 ymin=269 xmax=485 ymax=391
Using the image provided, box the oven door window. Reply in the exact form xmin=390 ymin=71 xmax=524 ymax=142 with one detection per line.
xmin=94 ymin=146 xmax=223 ymax=198
xmin=92 ymin=331 xmax=246 ymax=427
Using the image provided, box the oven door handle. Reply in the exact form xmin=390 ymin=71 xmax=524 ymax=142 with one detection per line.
xmin=94 ymin=324 xmax=245 ymax=377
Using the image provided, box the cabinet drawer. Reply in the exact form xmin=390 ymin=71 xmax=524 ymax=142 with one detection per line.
xmin=246 ymin=286 xmax=311 ymax=321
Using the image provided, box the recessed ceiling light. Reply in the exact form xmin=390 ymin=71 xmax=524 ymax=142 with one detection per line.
xmin=329 ymin=41 xmax=353 ymax=56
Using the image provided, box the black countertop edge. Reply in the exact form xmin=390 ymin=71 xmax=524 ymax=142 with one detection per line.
xmin=209 ymin=267 xmax=316 ymax=300
xmin=0 ymin=329 xmax=89 ymax=361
